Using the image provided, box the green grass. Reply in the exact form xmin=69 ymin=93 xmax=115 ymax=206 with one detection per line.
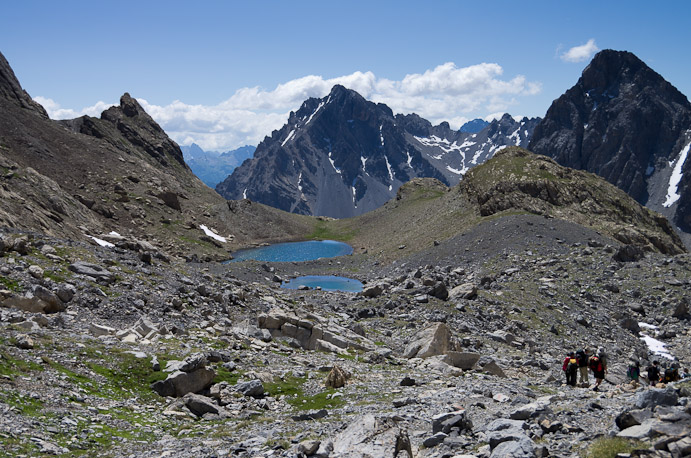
xmin=0 ymin=351 xmax=44 ymax=379
xmin=585 ymin=437 xmax=645 ymax=458
xmin=265 ymin=375 xmax=346 ymax=411
xmin=0 ymin=390 xmax=44 ymax=416
xmin=0 ymin=275 xmax=20 ymax=291
xmin=307 ymin=220 xmax=357 ymax=241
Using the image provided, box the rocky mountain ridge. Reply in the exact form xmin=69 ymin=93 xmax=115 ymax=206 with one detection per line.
xmin=529 ymin=49 xmax=691 ymax=248
xmin=0 ymin=51 xmax=314 ymax=262
xmin=216 ymin=85 xmax=540 ymax=218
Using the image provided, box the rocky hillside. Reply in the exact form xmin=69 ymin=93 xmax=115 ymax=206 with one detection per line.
xmin=216 ymin=85 xmax=540 ymax=218
xmin=0 ymin=51 xmax=316 ymax=261
xmin=323 ymin=147 xmax=685 ymax=261
xmin=529 ymin=49 xmax=691 ymax=248
xmin=1 ymin=201 xmax=689 ymax=457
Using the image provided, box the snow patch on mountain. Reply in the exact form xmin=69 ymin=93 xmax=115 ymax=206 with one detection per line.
xmin=663 ymin=140 xmax=690 ymax=207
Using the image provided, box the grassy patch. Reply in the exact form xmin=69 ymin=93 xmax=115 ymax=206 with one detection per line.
xmin=213 ymin=366 xmax=242 ymax=385
xmin=308 ymin=220 xmax=357 ymax=241
xmin=265 ymin=375 xmax=345 ymax=411
xmin=0 ymin=390 xmax=44 ymax=416
xmin=0 ymin=351 xmax=44 ymax=379
xmin=585 ymin=437 xmax=645 ymax=458
xmin=0 ymin=275 xmax=20 ymax=291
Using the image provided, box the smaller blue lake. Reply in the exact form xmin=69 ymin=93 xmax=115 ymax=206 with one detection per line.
xmin=281 ymin=275 xmax=363 ymax=293
xmin=228 ymin=240 xmax=353 ymax=263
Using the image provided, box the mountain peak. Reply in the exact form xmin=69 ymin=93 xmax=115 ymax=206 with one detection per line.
xmin=529 ymin=49 xmax=691 ymax=248
xmin=119 ymin=92 xmax=143 ymax=118
xmin=0 ymin=51 xmax=49 ymax=118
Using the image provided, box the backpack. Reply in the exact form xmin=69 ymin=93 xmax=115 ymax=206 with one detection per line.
xmin=567 ymin=358 xmax=578 ymax=372
xmin=576 ymin=350 xmax=586 ymax=366
xmin=663 ymin=368 xmax=676 ymax=382
xmin=648 ymin=365 xmax=660 ymax=381
xmin=590 ymin=355 xmax=603 ymax=372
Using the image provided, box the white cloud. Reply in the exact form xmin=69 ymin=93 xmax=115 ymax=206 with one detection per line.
xmin=35 ymin=62 xmax=541 ymax=151
xmin=561 ymin=39 xmax=599 ymax=63
xmin=33 ymin=96 xmax=115 ymax=119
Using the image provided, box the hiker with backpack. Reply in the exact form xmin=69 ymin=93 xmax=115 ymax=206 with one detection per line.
xmin=626 ymin=359 xmax=640 ymax=383
xmin=576 ymin=348 xmax=590 ymax=387
xmin=646 ymin=361 xmax=661 ymax=386
xmin=589 ymin=347 xmax=607 ymax=391
xmin=562 ymin=352 xmax=578 ymax=386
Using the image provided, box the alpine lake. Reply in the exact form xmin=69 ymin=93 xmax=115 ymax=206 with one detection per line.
xmin=227 ymin=240 xmax=363 ymax=293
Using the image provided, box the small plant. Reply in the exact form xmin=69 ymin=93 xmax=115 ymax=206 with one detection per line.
xmin=585 ymin=437 xmax=645 ymax=458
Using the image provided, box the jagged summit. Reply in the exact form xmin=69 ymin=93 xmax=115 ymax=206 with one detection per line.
xmin=216 ymin=85 xmax=540 ymax=218
xmin=0 ymin=51 xmax=48 ymax=118
xmin=529 ymin=49 xmax=691 ymax=247
xmin=60 ymin=92 xmax=188 ymax=169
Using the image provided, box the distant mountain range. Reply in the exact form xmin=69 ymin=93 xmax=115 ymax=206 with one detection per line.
xmin=215 ymin=85 xmax=540 ymax=218
xmin=180 ymin=144 xmax=256 ymax=188
xmin=530 ymin=49 xmax=691 ymax=247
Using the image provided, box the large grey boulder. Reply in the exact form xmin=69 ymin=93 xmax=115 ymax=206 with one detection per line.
xmin=403 ymin=322 xmax=451 ymax=359
xmin=443 ymin=351 xmax=481 ymax=370
xmin=359 ymin=284 xmax=384 ymax=298
xmin=485 ymin=419 xmax=528 ymax=449
xmin=331 ymin=414 xmax=413 ymax=458
xmin=151 ymin=368 xmax=215 ymax=397
xmin=183 ymin=393 xmax=220 ymax=417
xmin=1 ymin=285 xmax=65 ymax=314
xmin=431 ymin=410 xmax=473 ymax=434
xmin=449 ymin=283 xmax=478 ymax=300
xmin=490 ymin=435 xmax=536 ymax=458
xmin=635 ymin=387 xmax=679 ymax=409
xmin=68 ymin=261 xmax=115 ymax=284
xmin=236 ymin=379 xmax=264 ymax=398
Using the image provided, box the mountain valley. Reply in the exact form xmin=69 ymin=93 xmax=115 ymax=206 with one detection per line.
xmin=0 ymin=48 xmax=690 ymax=458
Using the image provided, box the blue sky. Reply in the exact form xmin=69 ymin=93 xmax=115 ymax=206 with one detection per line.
xmin=2 ymin=0 xmax=690 ymax=151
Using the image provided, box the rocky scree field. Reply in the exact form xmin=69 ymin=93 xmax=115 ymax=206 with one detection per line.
xmin=0 ymin=211 xmax=689 ymax=458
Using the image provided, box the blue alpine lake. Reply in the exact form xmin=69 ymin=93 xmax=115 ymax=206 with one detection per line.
xmin=281 ymin=275 xmax=363 ymax=293
xmin=228 ymin=240 xmax=353 ymax=263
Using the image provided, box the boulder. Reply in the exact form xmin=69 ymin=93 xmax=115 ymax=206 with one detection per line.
xmin=331 ymin=414 xmax=413 ymax=458
xmin=325 ymin=365 xmax=350 ymax=389
xmin=68 ymin=261 xmax=115 ymax=284
xmin=431 ymin=410 xmax=473 ymax=434
xmin=28 ymin=265 xmax=44 ymax=279
xmin=291 ymin=409 xmax=329 ymax=421
xmin=449 ymin=283 xmax=478 ymax=300
xmin=428 ymin=282 xmax=449 ymax=300
xmin=151 ymin=368 xmax=215 ymax=397
xmin=615 ymin=409 xmax=654 ymax=429
xmin=635 ymin=388 xmax=679 ymax=409
xmin=297 ymin=440 xmax=321 ymax=456
xmin=235 ymin=379 xmax=264 ymax=398
xmin=359 ymin=284 xmax=384 ymax=298
xmin=613 ymin=245 xmax=645 ymax=262
xmin=481 ymin=360 xmax=508 ymax=378
xmin=403 ymin=322 xmax=450 ymax=359
xmin=443 ymin=351 xmax=481 ymax=370
xmin=56 ymin=284 xmax=76 ymax=303
xmin=183 ymin=393 xmax=220 ymax=417
xmin=422 ymin=432 xmax=447 ymax=448
xmin=490 ymin=435 xmax=536 ymax=458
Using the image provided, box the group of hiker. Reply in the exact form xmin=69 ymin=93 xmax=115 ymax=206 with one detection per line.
xmin=630 ymin=360 xmax=686 ymax=385
xmin=562 ymin=347 xmax=607 ymax=391
xmin=562 ymin=347 xmax=687 ymax=391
